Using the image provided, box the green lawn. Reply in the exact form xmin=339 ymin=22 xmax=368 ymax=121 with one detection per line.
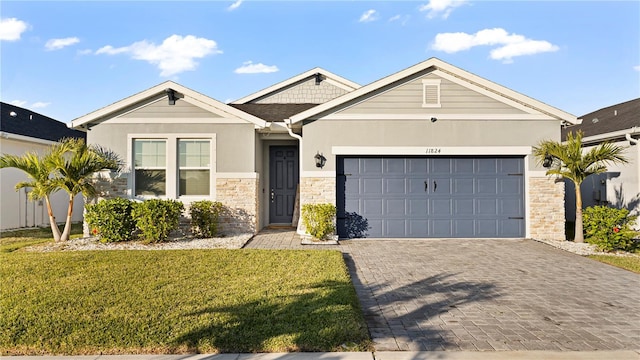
xmin=0 ymin=249 xmax=370 ymax=355
xmin=589 ymin=254 xmax=640 ymax=273
xmin=0 ymin=223 xmax=83 ymax=253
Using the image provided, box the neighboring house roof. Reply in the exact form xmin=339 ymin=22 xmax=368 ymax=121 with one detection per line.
xmin=229 ymin=103 xmax=318 ymax=122
xmin=1 ymin=102 xmax=85 ymax=142
xmin=562 ymin=98 xmax=640 ymax=141
xmin=70 ymin=81 xmax=268 ymax=129
xmin=288 ymin=57 xmax=578 ymax=125
xmin=230 ymin=67 xmax=361 ymax=104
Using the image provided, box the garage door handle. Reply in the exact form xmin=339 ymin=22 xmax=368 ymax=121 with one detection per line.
xmin=433 ymin=180 xmax=437 ymax=192
xmin=424 ymin=181 xmax=428 ymax=191
xmin=509 ymin=217 xmax=524 ymax=219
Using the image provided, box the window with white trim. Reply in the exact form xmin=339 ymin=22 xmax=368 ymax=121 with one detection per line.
xmin=422 ymin=79 xmax=441 ymax=108
xmin=133 ymin=139 xmax=167 ymax=196
xmin=178 ymin=139 xmax=210 ymax=196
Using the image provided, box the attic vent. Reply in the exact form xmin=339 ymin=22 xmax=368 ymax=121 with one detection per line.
xmin=422 ymin=79 xmax=441 ymax=108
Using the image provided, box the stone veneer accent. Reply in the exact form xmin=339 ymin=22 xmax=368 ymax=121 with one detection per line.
xmin=215 ymin=177 xmax=259 ymax=235
xmin=529 ymin=176 xmax=565 ymax=241
xmin=297 ymin=177 xmax=336 ymax=235
xmin=255 ymin=78 xmax=349 ymax=104
xmin=86 ymin=172 xmax=259 ymax=236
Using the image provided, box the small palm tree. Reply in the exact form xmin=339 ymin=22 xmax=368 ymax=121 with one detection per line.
xmin=49 ymin=138 xmax=123 ymax=241
xmin=533 ymin=130 xmax=628 ymax=243
xmin=1 ymin=138 xmax=122 ymax=241
xmin=0 ymin=151 xmax=64 ymax=240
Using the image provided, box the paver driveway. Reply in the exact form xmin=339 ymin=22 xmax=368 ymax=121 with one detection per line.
xmin=343 ymin=239 xmax=640 ymax=352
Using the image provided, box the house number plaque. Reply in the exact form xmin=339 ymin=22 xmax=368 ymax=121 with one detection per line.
xmin=425 ymin=148 xmax=442 ymax=154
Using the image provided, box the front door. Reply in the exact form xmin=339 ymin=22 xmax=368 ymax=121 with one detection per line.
xmin=269 ymin=146 xmax=299 ymax=224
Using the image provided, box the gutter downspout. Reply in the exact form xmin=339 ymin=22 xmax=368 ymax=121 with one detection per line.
xmin=274 ymin=120 xmax=304 ymax=232
xmin=626 ymin=132 xmax=640 ymax=216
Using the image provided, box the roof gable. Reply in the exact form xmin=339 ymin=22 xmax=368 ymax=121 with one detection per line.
xmin=289 ymin=58 xmax=578 ymax=124
xmin=1 ymin=102 xmax=85 ymax=142
xmin=231 ymin=67 xmax=361 ymax=104
xmin=70 ymin=81 xmax=267 ymax=129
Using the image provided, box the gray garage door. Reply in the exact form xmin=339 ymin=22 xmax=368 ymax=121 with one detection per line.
xmin=337 ymin=156 xmax=524 ymax=238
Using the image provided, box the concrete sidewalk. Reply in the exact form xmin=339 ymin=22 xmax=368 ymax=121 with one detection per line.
xmin=9 ymin=351 xmax=640 ymax=360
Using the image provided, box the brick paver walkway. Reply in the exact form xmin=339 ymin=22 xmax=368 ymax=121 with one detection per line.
xmin=245 ymin=230 xmax=640 ymax=352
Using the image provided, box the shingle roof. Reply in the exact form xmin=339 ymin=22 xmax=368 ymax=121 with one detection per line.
xmin=562 ymin=98 xmax=640 ymax=139
xmin=229 ymin=103 xmax=319 ymax=122
xmin=1 ymin=102 xmax=85 ymax=142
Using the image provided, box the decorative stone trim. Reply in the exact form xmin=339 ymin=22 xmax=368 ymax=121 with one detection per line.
xmin=298 ymin=177 xmax=336 ymax=236
xmin=215 ymin=177 xmax=259 ymax=235
xmin=529 ymin=176 xmax=565 ymax=241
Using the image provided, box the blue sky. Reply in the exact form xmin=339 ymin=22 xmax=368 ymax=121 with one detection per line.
xmin=1 ymin=1 xmax=639 ymax=124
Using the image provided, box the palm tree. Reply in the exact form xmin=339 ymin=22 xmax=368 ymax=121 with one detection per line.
xmin=533 ymin=130 xmax=628 ymax=243
xmin=1 ymin=138 xmax=122 ymax=241
xmin=49 ymin=138 xmax=123 ymax=241
xmin=0 ymin=151 xmax=64 ymax=241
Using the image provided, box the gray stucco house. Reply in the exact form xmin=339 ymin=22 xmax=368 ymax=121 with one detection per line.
xmin=70 ymin=58 xmax=578 ymax=240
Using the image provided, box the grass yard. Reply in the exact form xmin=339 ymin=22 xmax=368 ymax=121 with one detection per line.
xmin=0 ymin=223 xmax=83 ymax=253
xmin=589 ymin=254 xmax=640 ymax=273
xmin=0 ymin=249 xmax=370 ymax=355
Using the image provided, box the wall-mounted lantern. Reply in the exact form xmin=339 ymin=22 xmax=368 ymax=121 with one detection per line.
xmin=314 ymin=152 xmax=326 ymax=168
xmin=542 ymin=154 xmax=553 ymax=168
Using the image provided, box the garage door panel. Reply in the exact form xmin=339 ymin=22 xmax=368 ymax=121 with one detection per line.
xmin=337 ymin=156 xmax=524 ymax=238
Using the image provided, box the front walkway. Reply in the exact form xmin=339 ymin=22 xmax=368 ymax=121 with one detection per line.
xmin=245 ymin=229 xmax=640 ymax=352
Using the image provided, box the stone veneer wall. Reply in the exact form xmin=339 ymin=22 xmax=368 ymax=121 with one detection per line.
xmin=529 ymin=176 xmax=565 ymax=241
xmin=298 ymin=177 xmax=336 ymax=235
xmin=215 ymin=177 xmax=259 ymax=235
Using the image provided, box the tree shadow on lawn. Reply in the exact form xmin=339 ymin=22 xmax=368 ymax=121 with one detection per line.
xmin=342 ymin=253 xmax=501 ymax=351
xmin=172 ymin=280 xmax=370 ymax=354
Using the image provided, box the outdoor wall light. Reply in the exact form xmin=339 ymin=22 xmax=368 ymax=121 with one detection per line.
xmin=542 ymin=154 xmax=553 ymax=168
xmin=314 ymin=152 xmax=327 ymax=168
xmin=165 ymin=88 xmax=177 ymax=105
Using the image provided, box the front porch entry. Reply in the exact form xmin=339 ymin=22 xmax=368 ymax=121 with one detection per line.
xmin=269 ymin=146 xmax=299 ymax=224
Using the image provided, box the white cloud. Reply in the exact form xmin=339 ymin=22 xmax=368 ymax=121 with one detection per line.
xmin=634 ymin=65 xmax=640 ymax=72
xmin=234 ymin=61 xmax=279 ymax=74
xmin=95 ymin=35 xmax=222 ymax=77
xmin=359 ymin=9 xmax=378 ymax=23
xmin=431 ymin=28 xmax=559 ymax=63
xmin=419 ymin=0 xmax=468 ymax=19
xmin=10 ymin=100 xmax=27 ymax=107
xmin=31 ymin=102 xmax=51 ymax=108
xmin=77 ymin=49 xmax=93 ymax=55
xmin=228 ymin=0 xmax=242 ymax=11
xmin=0 ymin=18 xmax=29 ymax=41
xmin=45 ymin=37 xmax=80 ymax=51
xmin=389 ymin=14 xmax=410 ymax=25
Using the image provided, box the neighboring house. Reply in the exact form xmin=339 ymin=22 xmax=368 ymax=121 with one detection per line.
xmin=562 ymin=98 xmax=640 ymax=222
xmin=70 ymin=58 xmax=578 ymax=240
xmin=0 ymin=102 xmax=86 ymax=230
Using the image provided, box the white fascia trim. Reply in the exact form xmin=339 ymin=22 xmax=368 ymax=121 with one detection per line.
xmin=331 ymin=146 xmax=532 ymax=156
xmin=181 ymin=95 xmax=267 ymax=128
xmin=289 ymin=57 xmax=578 ymax=125
xmin=230 ymin=67 xmax=361 ymax=104
xmin=0 ymin=132 xmax=60 ymax=146
xmin=106 ymin=117 xmax=247 ymax=124
xmin=301 ymin=171 xmax=336 ymax=178
xmin=216 ymin=172 xmax=259 ymax=179
xmin=577 ymin=126 xmax=640 ymax=145
xmin=322 ymin=113 xmax=554 ymax=121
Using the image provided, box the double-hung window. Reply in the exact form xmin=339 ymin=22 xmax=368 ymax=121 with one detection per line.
xmin=178 ymin=139 xmax=210 ymax=196
xmin=133 ymin=139 xmax=167 ymax=196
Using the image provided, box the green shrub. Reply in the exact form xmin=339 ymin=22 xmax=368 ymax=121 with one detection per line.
xmin=189 ymin=200 xmax=224 ymax=238
xmin=583 ymin=205 xmax=638 ymax=252
xmin=301 ymin=203 xmax=336 ymax=240
xmin=85 ymin=198 xmax=136 ymax=243
xmin=132 ymin=199 xmax=184 ymax=243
